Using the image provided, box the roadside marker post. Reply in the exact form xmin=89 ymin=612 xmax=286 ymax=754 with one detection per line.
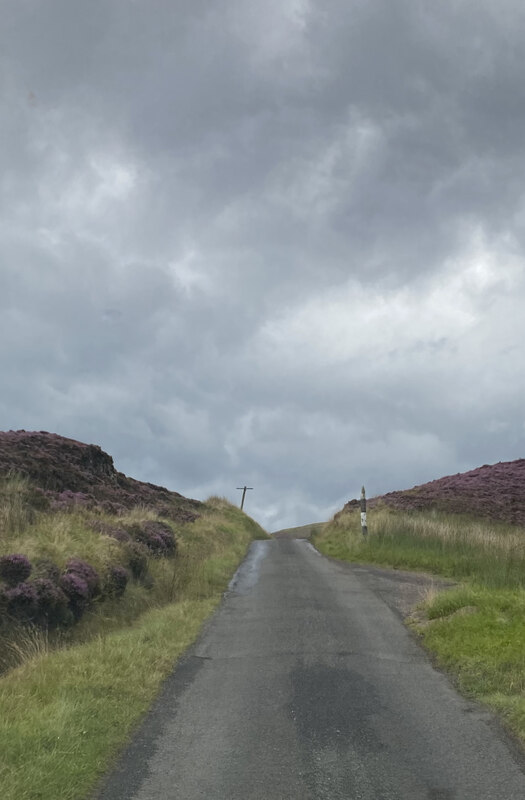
xmin=360 ymin=486 xmax=368 ymax=537
xmin=236 ymin=486 xmax=253 ymax=511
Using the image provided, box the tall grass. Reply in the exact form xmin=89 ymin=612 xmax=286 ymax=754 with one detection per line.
xmin=315 ymin=506 xmax=525 ymax=588
xmin=0 ymin=473 xmax=36 ymax=537
xmin=0 ymin=622 xmax=49 ymax=668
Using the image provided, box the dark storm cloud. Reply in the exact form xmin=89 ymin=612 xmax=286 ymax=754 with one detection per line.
xmin=1 ymin=0 xmax=525 ymax=528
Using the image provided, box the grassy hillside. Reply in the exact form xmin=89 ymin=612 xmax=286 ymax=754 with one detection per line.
xmin=0 ymin=433 xmax=267 ymax=800
xmin=272 ymin=521 xmax=324 ymax=538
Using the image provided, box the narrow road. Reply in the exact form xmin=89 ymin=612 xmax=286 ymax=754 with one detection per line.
xmin=97 ymin=538 xmax=525 ymax=799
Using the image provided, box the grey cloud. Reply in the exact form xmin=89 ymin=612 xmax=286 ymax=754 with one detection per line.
xmin=2 ymin=1 xmax=525 ymax=528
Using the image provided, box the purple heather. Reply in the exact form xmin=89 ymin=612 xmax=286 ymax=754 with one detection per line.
xmin=0 ymin=554 xmax=32 ymax=586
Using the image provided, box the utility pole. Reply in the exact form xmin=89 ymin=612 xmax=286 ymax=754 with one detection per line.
xmin=236 ymin=486 xmax=253 ymax=511
xmin=360 ymin=485 xmax=368 ymax=537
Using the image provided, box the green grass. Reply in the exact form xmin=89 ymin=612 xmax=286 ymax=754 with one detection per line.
xmin=0 ymin=487 xmax=268 ymax=800
xmin=313 ymin=507 xmax=525 ymax=744
xmin=0 ymin=599 xmax=217 ymax=800
xmin=420 ymin=586 xmax=525 ymax=740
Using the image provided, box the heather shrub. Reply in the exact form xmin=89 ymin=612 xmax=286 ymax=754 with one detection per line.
xmin=124 ymin=540 xmax=149 ymax=580
xmin=65 ymin=558 xmax=100 ymax=597
xmin=89 ymin=520 xmax=131 ymax=543
xmin=50 ymin=490 xmax=91 ymax=512
xmin=4 ymin=582 xmax=38 ymax=620
xmin=129 ymin=521 xmax=176 ymax=556
xmin=26 ymin=486 xmax=51 ymax=511
xmin=143 ymin=521 xmax=176 ymax=555
xmin=128 ymin=522 xmax=158 ymax=552
xmin=32 ymin=578 xmax=70 ymax=627
xmin=146 ymin=533 xmax=167 ymax=554
xmin=0 ymin=554 xmax=32 ymax=587
xmin=104 ymin=565 xmax=130 ymax=598
xmin=59 ymin=572 xmax=90 ymax=619
xmin=100 ymin=500 xmax=128 ymax=515
xmin=108 ymin=528 xmax=131 ymax=544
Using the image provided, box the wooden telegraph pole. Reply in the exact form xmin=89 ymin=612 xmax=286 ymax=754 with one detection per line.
xmin=236 ymin=486 xmax=253 ymax=511
xmin=360 ymin=485 xmax=368 ymax=537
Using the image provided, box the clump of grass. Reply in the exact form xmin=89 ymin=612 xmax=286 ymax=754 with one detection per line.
xmin=0 ymin=622 xmax=50 ymax=673
xmin=424 ymin=585 xmax=481 ymax=620
xmin=0 ymin=474 xmax=36 ymax=538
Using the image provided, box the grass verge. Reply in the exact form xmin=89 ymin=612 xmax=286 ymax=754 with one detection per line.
xmin=0 ymin=494 xmax=267 ymax=800
xmin=313 ymin=507 xmax=525 ymax=744
xmin=0 ymin=599 xmax=216 ymax=800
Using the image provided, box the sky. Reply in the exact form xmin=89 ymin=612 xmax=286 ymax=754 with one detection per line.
xmin=1 ymin=0 xmax=525 ymax=531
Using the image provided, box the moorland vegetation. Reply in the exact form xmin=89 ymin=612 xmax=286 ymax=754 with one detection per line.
xmin=314 ymin=460 xmax=525 ymax=747
xmin=0 ymin=431 xmax=267 ymax=800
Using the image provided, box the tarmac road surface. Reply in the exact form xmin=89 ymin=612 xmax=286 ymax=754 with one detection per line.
xmin=96 ymin=537 xmax=525 ymax=800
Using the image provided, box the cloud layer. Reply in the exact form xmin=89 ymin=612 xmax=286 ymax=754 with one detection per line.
xmin=2 ymin=1 xmax=525 ymax=529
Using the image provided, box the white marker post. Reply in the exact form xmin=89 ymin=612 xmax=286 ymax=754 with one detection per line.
xmin=360 ymin=485 xmax=368 ymax=537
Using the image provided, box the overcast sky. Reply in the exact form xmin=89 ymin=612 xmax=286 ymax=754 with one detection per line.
xmin=2 ymin=1 xmax=525 ymax=530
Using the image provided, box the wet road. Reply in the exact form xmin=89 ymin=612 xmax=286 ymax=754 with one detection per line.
xmin=97 ymin=538 xmax=525 ymax=800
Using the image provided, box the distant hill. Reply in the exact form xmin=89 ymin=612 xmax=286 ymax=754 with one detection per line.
xmin=0 ymin=430 xmax=202 ymax=521
xmin=272 ymin=522 xmax=325 ymax=539
xmin=339 ymin=459 xmax=525 ymax=526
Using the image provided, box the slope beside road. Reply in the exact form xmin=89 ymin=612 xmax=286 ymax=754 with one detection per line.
xmin=96 ymin=537 xmax=525 ymax=800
